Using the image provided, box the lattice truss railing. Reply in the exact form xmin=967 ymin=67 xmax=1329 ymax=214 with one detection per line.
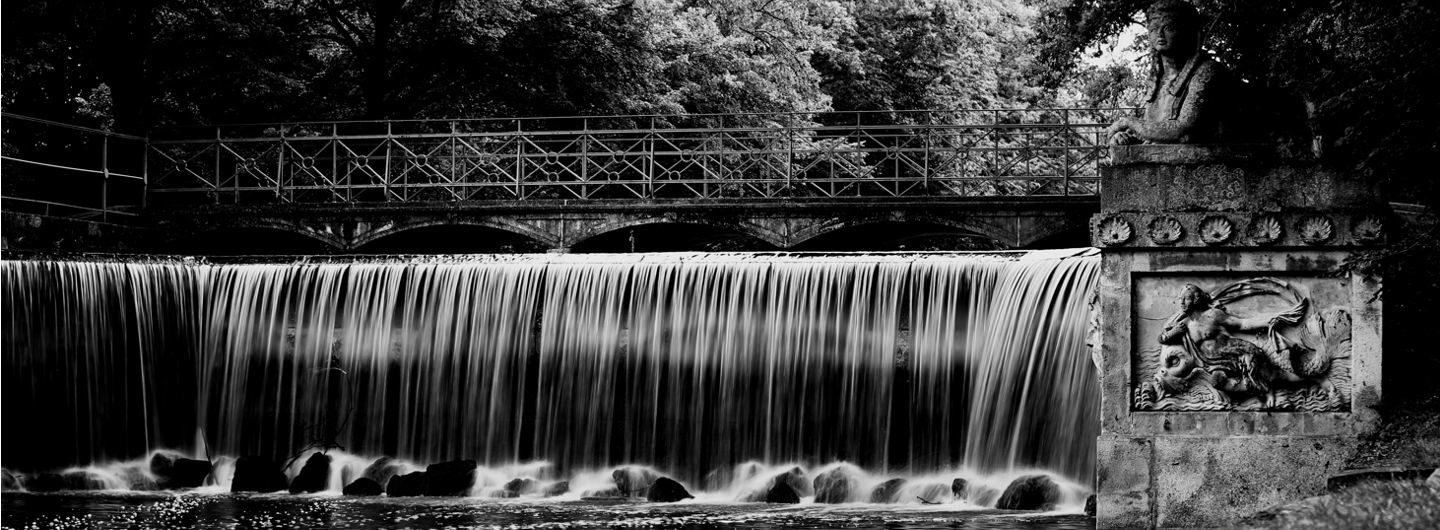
xmin=146 ymin=109 xmax=1125 ymax=205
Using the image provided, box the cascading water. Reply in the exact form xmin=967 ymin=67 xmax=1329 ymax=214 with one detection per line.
xmin=1 ymin=250 xmax=1099 ymax=500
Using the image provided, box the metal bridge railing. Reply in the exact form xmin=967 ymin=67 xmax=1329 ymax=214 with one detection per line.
xmin=145 ymin=109 xmax=1131 ymax=206
xmin=1 ymin=113 xmax=148 ymax=223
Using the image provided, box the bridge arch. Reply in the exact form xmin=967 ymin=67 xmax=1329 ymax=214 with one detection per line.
xmin=570 ymin=217 xmax=782 ymax=252
xmin=789 ymin=218 xmax=1008 ymax=251
xmin=350 ymin=218 xmax=560 ymax=251
xmin=161 ymin=220 xmax=346 ymax=255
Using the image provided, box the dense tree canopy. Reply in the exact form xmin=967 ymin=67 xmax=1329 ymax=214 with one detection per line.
xmin=3 ymin=0 xmax=1064 ymax=130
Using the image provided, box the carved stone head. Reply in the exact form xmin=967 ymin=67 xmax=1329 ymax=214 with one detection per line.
xmin=1146 ymin=0 xmax=1203 ymax=58
xmin=1180 ymin=284 xmax=1211 ymax=312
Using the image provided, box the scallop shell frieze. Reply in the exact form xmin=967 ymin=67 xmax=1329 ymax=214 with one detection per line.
xmin=1147 ymin=217 xmax=1185 ymax=245
xmin=1352 ymin=215 xmax=1385 ymax=243
xmin=1298 ymin=216 xmax=1335 ymax=245
xmin=1249 ymin=215 xmax=1284 ymax=245
xmin=1198 ymin=216 xmax=1235 ymax=245
xmin=1097 ymin=216 xmax=1135 ymax=246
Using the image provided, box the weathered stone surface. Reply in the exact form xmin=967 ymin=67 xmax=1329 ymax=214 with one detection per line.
xmin=1326 ymin=467 xmax=1436 ymax=492
xmin=612 ymin=467 xmax=659 ymax=497
xmin=646 ymin=477 xmax=694 ymax=502
xmin=386 ymin=471 xmax=428 ymax=497
xmin=231 ymin=456 xmax=288 ymax=493
xmin=1153 ymin=436 xmax=1354 ymax=528
xmin=1101 ymin=152 xmax=1376 ymax=214
xmin=424 ymin=460 xmax=476 ymax=496
xmin=869 ymin=478 xmax=908 ymax=504
xmin=1427 ymin=469 xmax=1440 ymax=490
xmin=342 ymin=477 xmax=383 ymax=496
xmin=150 ymin=452 xmax=211 ymax=489
xmin=996 ymin=474 xmax=1060 ymax=511
xmin=813 ymin=467 xmax=859 ymax=504
xmin=1097 ymin=436 xmax=1152 ymax=528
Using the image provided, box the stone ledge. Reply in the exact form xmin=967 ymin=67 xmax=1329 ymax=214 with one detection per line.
xmin=1109 ymin=144 xmax=1285 ymax=166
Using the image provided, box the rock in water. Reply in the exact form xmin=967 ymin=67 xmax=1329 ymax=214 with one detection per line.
xmin=1085 ymin=494 xmax=1097 ymax=516
xmin=231 ymin=456 xmax=288 ymax=493
xmin=869 ymin=478 xmax=908 ymax=503
xmin=544 ymin=480 xmax=570 ymax=497
xmin=425 ymin=460 xmax=477 ymax=496
xmin=149 ymin=452 xmax=212 ymax=489
xmin=26 ymin=473 xmax=66 ymax=492
xmin=387 ymin=471 xmax=428 ymax=497
xmin=289 ymin=453 xmax=332 ymax=493
xmin=764 ymin=481 xmax=801 ymax=504
xmin=343 ymin=477 xmax=383 ymax=496
xmin=773 ymin=467 xmax=812 ymax=497
xmin=996 ymin=474 xmax=1060 ymax=510
xmin=361 ymin=457 xmax=406 ymax=489
xmin=647 ymin=477 xmax=694 ymax=502
xmin=951 ymin=478 xmax=969 ymax=501
xmin=612 ymin=467 xmax=659 ymax=497
xmin=2 ymin=469 xmax=22 ymax=491
xmin=812 ymin=468 xmax=858 ymax=503
xmin=502 ymin=477 xmax=538 ymax=498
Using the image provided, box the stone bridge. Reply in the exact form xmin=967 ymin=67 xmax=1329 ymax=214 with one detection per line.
xmin=147 ymin=197 xmax=1097 ymax=253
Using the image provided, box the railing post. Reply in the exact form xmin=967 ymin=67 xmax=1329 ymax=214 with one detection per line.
xmin=276 ymin=127 xmax=287 ymax=201
xmin=141 ymin=134 xmax=150 ymax=210
xmin=450 ymin=120 xmax=458 ymax=201
xmin=1063 ymin=108 xmax=1072 ymax=196
xmin=384 ymin=121 xmax=393 ymax=201
xmin=218 ymin=127 xmax=230 ymax=204
xmin=649 ymin=116 xmax=659 ymax=197
xmin=922 ymin=111 xmax=931 ymax=197
xmin=785 ymin=116 xmax=794 ymax=196
xmin=515 ymin=120 xmax=523 ymax=199
xmin=581 ymin=118 xmax=589 ymax=199
xmin=334 ymin=124 xmax=347 ymax=203
xmin=101 ymin=134 xmax=109 ymax=223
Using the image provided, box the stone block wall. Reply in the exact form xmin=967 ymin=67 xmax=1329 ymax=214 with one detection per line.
xmin=1093 ymin=145 xmax=1387 ymax=528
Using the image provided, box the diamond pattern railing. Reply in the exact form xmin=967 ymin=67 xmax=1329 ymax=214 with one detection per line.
xmin=145 ymin=109 xmax=1132 ymax=206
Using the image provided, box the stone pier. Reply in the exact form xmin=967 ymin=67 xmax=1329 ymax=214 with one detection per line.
xmin=1093 ymin=145 xmax=1387 ymax=528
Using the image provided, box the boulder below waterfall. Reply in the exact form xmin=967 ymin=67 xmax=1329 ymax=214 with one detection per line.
xmin=646 ymin=477 xmax=694 ymax=502
xmin=361 ymin=457 xmax=406 ymax=489
xmin=612 ymin=467 xmax=659 ymax=497
xmin=869 ymin=478 xmax=908 ymax=503
xmin=995 ymin=474 xmax=1060 ymax=510
xmin=425 ymin=460 xmax=477 ymax=496
xmin=764 ymin=481 xmax=801 ymax=504
xmin=232 ymin=456 xmax=288 ymax=493
xmin=951 ymin=478 xmax=969 ymax=501
xmin=150 ymin=452 xmax=211 ymax=489
xmin=812 ymin=467 xmax=858 ymax=504
xmin=387 ymin=471 xmax=428 ymax=496
xmin=343 ymin=477 xmax=383 ymax=496
xmin=289 ymin=453 xmax=332 ymax=493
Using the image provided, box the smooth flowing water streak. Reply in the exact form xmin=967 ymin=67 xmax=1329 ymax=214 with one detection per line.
xmin=1 ymin=251 xmax=1100 ymax=486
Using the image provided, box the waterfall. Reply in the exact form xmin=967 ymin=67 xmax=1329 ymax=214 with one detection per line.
xmin=1 ymin=251 xmax=1099 ymax=486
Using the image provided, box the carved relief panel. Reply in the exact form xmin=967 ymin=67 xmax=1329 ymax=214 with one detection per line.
xmin=1132 ymin=275 xmax=1352 ymax=412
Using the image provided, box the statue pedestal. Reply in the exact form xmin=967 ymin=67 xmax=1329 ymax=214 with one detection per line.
xmin=1093 ymin=145 xmax=1387 ymax=528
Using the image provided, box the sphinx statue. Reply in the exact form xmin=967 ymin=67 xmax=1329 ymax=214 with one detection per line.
xmin=1107 ymin=0 xmax=1238 ymax=145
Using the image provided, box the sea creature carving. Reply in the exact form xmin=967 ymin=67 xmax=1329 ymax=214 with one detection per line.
xmin=1135 ymin=278 xmax=1351 ymax=411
